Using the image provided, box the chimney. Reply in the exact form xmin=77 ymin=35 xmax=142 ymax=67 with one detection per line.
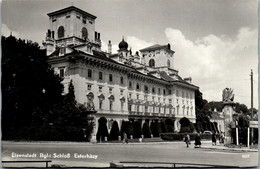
xmin=108 ymin=40 xmax=112 ymax=54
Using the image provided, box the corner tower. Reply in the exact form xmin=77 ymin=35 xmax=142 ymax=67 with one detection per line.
xmin=43 ymin=6 xmax=101 ymax=56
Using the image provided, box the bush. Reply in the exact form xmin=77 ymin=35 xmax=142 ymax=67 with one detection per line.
xmin=142 ymin=122 xmax=151 ymax=138
xmin=161 ymin=133 xmax=212 ymax=141
xmin=160 ymin=121 xmax=168 ymax=133
xmin=128 ymin=121 xmax=134 ymax=137
xmin=179 ymin=117 xmax=191 ymax=127
xmin=165 ymin=118 xmax=174 ymax=133
xmin=110 ymin=121 xmax=119 ymax=140
xmin=180 ymin=127 xmax=191 ymax=133
xmin=120 ymin=120 xmax=129 ymax=138
xmin=96 ymin=117 xmax=109 ymax=141
xmin=189 ymin=123 xmax=196 ymax=133
xmin=133 ymin=120 xmax=142 ymax=138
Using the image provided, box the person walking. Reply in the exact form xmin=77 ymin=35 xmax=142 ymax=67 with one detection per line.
xmin=123 ymin=132 xmax=128 ymax=144
xmin=184 ymin=133 xmax=190 ymax=147
xmin=212 ymin=132 xmax=217 ymax=145
xmin=194 ymin=133 xmax=201 ymax=148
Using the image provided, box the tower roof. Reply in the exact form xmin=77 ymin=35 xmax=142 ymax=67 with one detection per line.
xmin=118 ymin=38 xmax=128 ymax=50
xmin=139 ymin=44 xmax=175 ymax=53
xmin=47 ymin=6 xmax=97 ymax=19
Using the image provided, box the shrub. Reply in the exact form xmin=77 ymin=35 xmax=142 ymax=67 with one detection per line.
xmin=160 ymin=120 xmax=168 ymax=133
xmin=110 ymin=121 xmax=119 ymax=140
xmin=142 ymin=122 xmax=151 ymax=138
xmin=160 ymin=133 xmax=212 ymax=141
xmin=180 ymin=127 xmax=191 ymax=133
xmin=128 ymin=121 xmax=134 ymax=137
xmin=179 ymin=117 xmax=191 ymax=127
xmin=96 ymin=117 xmax=109 ymax=141
xmin=165 ymin=118 xmax=174 ymax=133
xmin=120 ymin=120 xmax=129 ymax=138
xmin=189 ymin=123 xmax=196 ymax=133
xmin=133 ymin=120 xmax=142 ymax=138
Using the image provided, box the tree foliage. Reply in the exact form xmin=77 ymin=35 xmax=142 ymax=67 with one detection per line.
xmin=2 ymin=36 xmax=94 ymax=141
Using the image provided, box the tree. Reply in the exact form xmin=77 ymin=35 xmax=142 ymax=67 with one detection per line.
xmin=110 ymin=121 xmax=120 ymax=140
xmin=142 ymin=122 xmax=151 ymax=138
xmin=2 ymin=35 xmax=64 ymax=140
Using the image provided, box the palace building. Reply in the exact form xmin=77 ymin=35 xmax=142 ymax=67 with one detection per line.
xmin=43 ymin=6 xmax=199 ymax=142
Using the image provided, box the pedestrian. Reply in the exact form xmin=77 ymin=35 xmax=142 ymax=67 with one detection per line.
xmin=123 ymin=132 xmax=128 ymax=144
xmin=183 ymin=133 xmax=190 ymax=147
xmin=194 ymin=133 xmax=201 ymax=148
xmin=212 ymin=132 xmax=216 ymax=145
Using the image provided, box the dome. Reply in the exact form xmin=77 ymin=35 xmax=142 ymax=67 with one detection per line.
xmin=118 ymin=38 xmax=128 ymax=50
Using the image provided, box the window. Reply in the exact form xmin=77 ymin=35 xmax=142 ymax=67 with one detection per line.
xmin=169 ymin=99 xmax=172 ymax=104
xmin=120 ymin=90 xmax=123 ymax=95
xmin=87 ymin=69 xmax=92 ymax=78
xmin=137 ymin=105 xmax=140 ymax=112
xmin=87 ymin=84 xmax=92 ymax=90
xmin=167 ymin=59 xmax=171 ymax=67
xmin=158 ymin=97 xmax=161 ymax=102
xmin=109 ymin=88 xmax=113 ymax=94
xmin=164 ymin=107 xmax=166 ymax=114
xmin=82 ymin=27 xmax=88 ymax=40
xmin=152 ymin=87 xmax=155 ymax=93
xmin=149 ymin=59 xmax=155 ymax=67
xmin=129 ymin=81 xmax=132 ymax=88
xmin=176 ymin=90 xmax=179 ymax=97
xmin=82 ymin=17 xmax=86 ymax=24
xmin=163 ymin=89 xmax=166 ymax=95
xmin=99 ymin=100 xmax=103 ymax=109
xmin=144 ymin=85 xmax=148 ymax=93
xmin=128 ymin=104 xmax=132 ymax=112
xmin=76 ymin=15 xmax=81 ymax=19
xmin=169 ymin=90 xmax=172 ymax=95
xmin=120 ymin=77 xmax=124 ymax=84
xmin=99 ymin=72 xmax=103 ymax=80
xmin=176 ymin=99 xmax=179 ymax=104
xmin=59 ymin=68 xmax=64 ymax=78
xmin=144 ymin=95 xmax=148 ymax=100
xmin=163 ymin=98 xmax=166 ymax=103
xmin=121 ymin=102 xmax=124 ymax=110
xmin=129 ymin=93 xmax=132 ymax=98
xmin=136 ymin=94 xmax=139 ymax=99
xmin=66 ymin=15 xmax=70 ymax=18
xmin=136 ymin=83 xmax=140 ymax=90
xmin=152 ymin=97 xmax=154 ymax=101
xmin=158 ymin=88 xmax=161 ymax=95
xmin=109 ymin=100 xmax=113 ymax=110
xmin=109 ymin=74 xmax=113 ymax=82
xmin=99 ymin=86 xmax=102 ymax=92
xmin=145 ymin=106 xmax=148 ymax=113
xmin=58 ymin=26 xmax=65 ymax=38
xmin=60 ymin=47 xmax=65 ymax=55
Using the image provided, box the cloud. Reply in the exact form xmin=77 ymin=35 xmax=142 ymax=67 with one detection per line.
xmin=164 ymin=27 xmax=258 ymax=108
xmin=1 ymin=24 xmax=20 ymax=37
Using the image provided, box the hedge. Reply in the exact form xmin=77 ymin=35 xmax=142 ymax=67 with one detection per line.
xmin=160 ymin=133 xmax=217 ymax=141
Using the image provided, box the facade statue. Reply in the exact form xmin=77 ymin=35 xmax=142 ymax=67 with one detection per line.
xmin=222 ymin=88 xmax=234 ymax=102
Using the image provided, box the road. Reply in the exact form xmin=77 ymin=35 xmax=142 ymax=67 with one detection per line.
xmin=1 ymin=141 xmax=258 ymax=168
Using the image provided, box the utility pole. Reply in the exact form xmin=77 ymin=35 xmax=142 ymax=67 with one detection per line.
xmin=250 ymin=69 xmax=254 ymax=145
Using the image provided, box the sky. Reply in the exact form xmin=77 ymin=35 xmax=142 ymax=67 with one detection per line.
xmin=1 ymin=0 xmax=258 ymax=109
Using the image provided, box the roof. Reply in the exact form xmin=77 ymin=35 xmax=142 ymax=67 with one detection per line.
xmin=139 ymin=44 xmax=175 ymax=53
xmin=47 ymin=6 xmax=97 ymax=19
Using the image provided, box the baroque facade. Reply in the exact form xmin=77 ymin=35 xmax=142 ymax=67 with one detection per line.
xmin=43 ymin=6 xmax=199 ymax=142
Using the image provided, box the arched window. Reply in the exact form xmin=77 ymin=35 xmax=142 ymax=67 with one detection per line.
xmin=58 ymin=26 xmax=65 ymax=38
xmin=149 ymin=59 xmax=155 ymax=67
xmin=167 ymin=59 xmax=171 ymax=67
xmin=82 ymin=27 xmax=88 ymax=40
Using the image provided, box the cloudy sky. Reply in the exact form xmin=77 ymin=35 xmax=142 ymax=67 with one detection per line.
xmin=2 ymin=0 xmax=258 ymax=109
